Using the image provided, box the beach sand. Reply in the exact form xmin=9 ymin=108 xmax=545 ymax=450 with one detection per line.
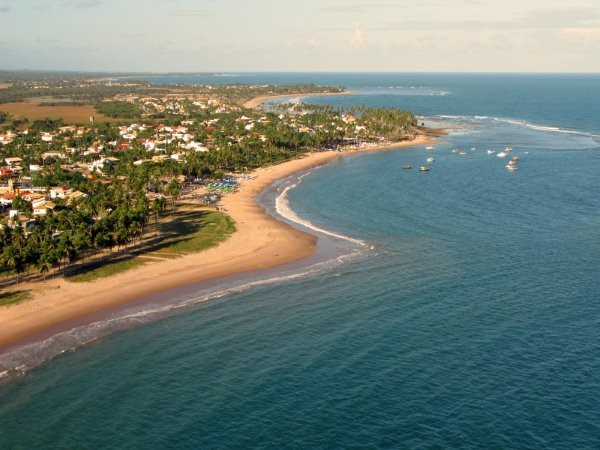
xmin=243 ymin=91 xmax=352 ymax=109
xmin=0 ymin=131 xmax=435 ymax=352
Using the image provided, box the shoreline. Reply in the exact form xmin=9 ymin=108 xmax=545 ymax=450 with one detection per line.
xmin=243 ymin=91 xmax=354 ymax=109
xmin=0 ymin=107 xmax=436 ymax=355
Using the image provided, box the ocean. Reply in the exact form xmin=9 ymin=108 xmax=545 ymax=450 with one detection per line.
xmin=1 ymin=74 xmax=599 ymax=448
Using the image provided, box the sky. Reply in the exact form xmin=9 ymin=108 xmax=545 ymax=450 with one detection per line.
xmin=1 ymin=0 xmax=599 ymax=72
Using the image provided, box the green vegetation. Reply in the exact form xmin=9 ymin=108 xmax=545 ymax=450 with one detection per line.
xmin=156 ymin=210 xmax=235 ymax=255
xmin=64 ymin=210 xmax=235 ymax=282
xmin=0 ymin=111 xmax=9 ymax=124
xmin=67 ymin=258 xmax=148 ymax=283
xmin=95 ymin=100 xmax=142 ymax=118
xmin=0 ymin=72 xmax=418 ymax=287
xmin=0 ymin=290 xmax=31 ymax=307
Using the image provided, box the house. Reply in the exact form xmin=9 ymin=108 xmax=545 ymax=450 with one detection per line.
xmin=0 ymin=193 xmax=16 ymax=206
xmin=50 ymin=186 xmax=73 ymax=199
xmin=170 ymin=153 xmax=186 ymax=162
xmin=67 ymin=190 xmax=88 ymax=204
xmin=32 ymin=200 xmax=56 ymax=216
xmin=5 ymin=157 xmax=23 ymax=168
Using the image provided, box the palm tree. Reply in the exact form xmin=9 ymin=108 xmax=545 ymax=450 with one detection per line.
xmin=151 ymin=196 xmax=167 ymax=237
xmin=165 ymin=179 xmax=180 ymax=211
xmin=36 ymin=254 xmax=54 ymax=281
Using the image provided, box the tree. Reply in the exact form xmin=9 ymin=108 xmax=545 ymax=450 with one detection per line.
xmin=165 ymin=179 xmax=180 ymax=211
xmin=36 ymin=254 xmax=54 ymax=281
xmin=151 ymin=196 xmax=167 ymax=236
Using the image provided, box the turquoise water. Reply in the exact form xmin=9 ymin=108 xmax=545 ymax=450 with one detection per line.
xmin=1 ymin=74 xmax=599 ymax=448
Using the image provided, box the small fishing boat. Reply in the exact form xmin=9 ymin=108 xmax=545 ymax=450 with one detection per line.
xmin=451 ymin=149 xmax=459 ymax=153
xmin=459 ymin=151 xmax=467 ymax=156
xmin=510 ymin=156 xmax=520 ymax=163
xmin=426 ymin=157 xmax=435 ymax=163
xmin=505 ymin=146 xmax=513 ymax=151
xmin=486 ymin=149 xmax=495 ymax=154
xmin=402 ymin=164 xmax=412 ymax=170
xmin=419 ymin=165 xmax=430 ymax=172
xmin=496 ymin=151 xmax=507 ymax=158
xmin=506 ymin=165 xmax=518 ymax=171
xmin=425 ymin=146 xmax=435 ymax=150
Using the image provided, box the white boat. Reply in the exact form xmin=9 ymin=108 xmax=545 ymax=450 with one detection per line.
xmin=402 ymin=164 xmax=412 ymax=170
xmin=486 ymin=149 xmax=495 ymax=154
xmin=496 ymin=151 xmax=507 ymax=158
xmin=419 ymin=165 xmax=430 ymax=172
xmin=451 ymin=149 xmax=459 ymax=153
xmin=505 ymin=146 xmax=513 ymax=151
xmin=506 ymin=165 xmax=518 ymax=171
xmin=425 ymin=146 xmax=435 ymax=150
xmin=459 ymin=151 xmax=467 ymax=156
xmin=426 ymin=157 xmax=435 ymax=163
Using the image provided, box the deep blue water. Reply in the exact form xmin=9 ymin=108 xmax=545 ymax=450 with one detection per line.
xmin=1 ymin=74 xmax=599 ymax=448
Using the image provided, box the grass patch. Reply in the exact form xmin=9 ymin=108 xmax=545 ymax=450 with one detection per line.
xmin=67 ymin=258 xmax=148 ymax=283
xmin=0 ymin=290 xmax=31 ymax=307
xmin=66 ymin=209 xmax=235 ymax=283
xmin=159 ymin=210 xmax=236 ymax=255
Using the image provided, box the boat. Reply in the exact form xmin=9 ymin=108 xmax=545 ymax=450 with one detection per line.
xmin=402 ymin=164 xmax=412 ymax=170
xmin=486 ymin=149 xmax=495 ymax=154
xmin=510 ymin=156 xmax=520 ymax=163
xmin=459 ymin=151 xmax=467 ymax=156
xmin=451 ymin=149 xmax=459 ymax=153
xmin=505 ymin=146 xmax=513 ymax=151
xmin=419 ymin=165 xmax=430 ymax=172
xmin=496 ymin=151 xmax=507 ymax=158
xmin=425 ymin=146 xmax=435 ymax=150
xmin=426 ymin=157 xmax=435 ymax=163
xmin=506 ymin=165 xmax=518 ymax=171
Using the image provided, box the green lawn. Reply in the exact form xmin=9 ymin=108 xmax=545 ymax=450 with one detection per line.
xmin=66 ymin=209 xmax=235 ymax=283
xmin=157 ymin=210 xmax=236 ymax=255
xmin=67 ymin=258 xmax=148 ymax=283
xmin=0 ymin=290 xmax=31 ymax=307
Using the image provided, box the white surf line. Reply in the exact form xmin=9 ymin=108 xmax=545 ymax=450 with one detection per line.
xmin=275 ymin=172 xmax=371 ymax=248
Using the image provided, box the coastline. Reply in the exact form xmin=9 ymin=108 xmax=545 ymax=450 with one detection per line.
xmin=243 ymin=91 xmax=353 ymax=109
xmin=0 ymin=109 xmax=436 ymax=355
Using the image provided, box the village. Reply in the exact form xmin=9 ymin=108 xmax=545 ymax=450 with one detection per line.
xmin=0 ymin=78 xmax=417 ymax=286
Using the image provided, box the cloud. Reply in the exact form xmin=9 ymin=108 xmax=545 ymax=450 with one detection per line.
xmin=72 ymin=0 xmax=102 ymax=8
xmin=348 ymin=25 xmax=365 ymax=45
xmin=168 ymin=10 xmax=212 ymax=17
xmin=307 ymin=36 xmax=318 ymax=48
xmin=321 ymin=2 xmax=442 ymax=14
xmin=383 ymin=6 xmax=600 ymax=33
xmin=285 ymin=36 xmax=319 ymax=50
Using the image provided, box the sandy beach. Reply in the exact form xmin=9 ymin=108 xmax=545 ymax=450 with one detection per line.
xmin=0 ymin=128 xmax=435 ymax=352
xmin=243 ymin=91 xmax=353 ymax=109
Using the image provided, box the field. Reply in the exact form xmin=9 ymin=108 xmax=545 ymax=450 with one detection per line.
xmin=0 ymin=101 xmax=120 ymax=124
xmin=0 ymin=83 xmax=11 ymax=89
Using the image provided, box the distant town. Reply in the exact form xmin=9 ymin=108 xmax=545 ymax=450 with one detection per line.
xmin=0 ymin=71 xmax=417 ymax=290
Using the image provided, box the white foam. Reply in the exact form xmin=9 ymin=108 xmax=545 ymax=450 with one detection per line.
xmin=275 ymin=172 xmax=368 ymax=247
xmin=0 ymin=254 xmax=357 ymax=384
xmin=436 ymin=114 xmax=600 ymax=140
